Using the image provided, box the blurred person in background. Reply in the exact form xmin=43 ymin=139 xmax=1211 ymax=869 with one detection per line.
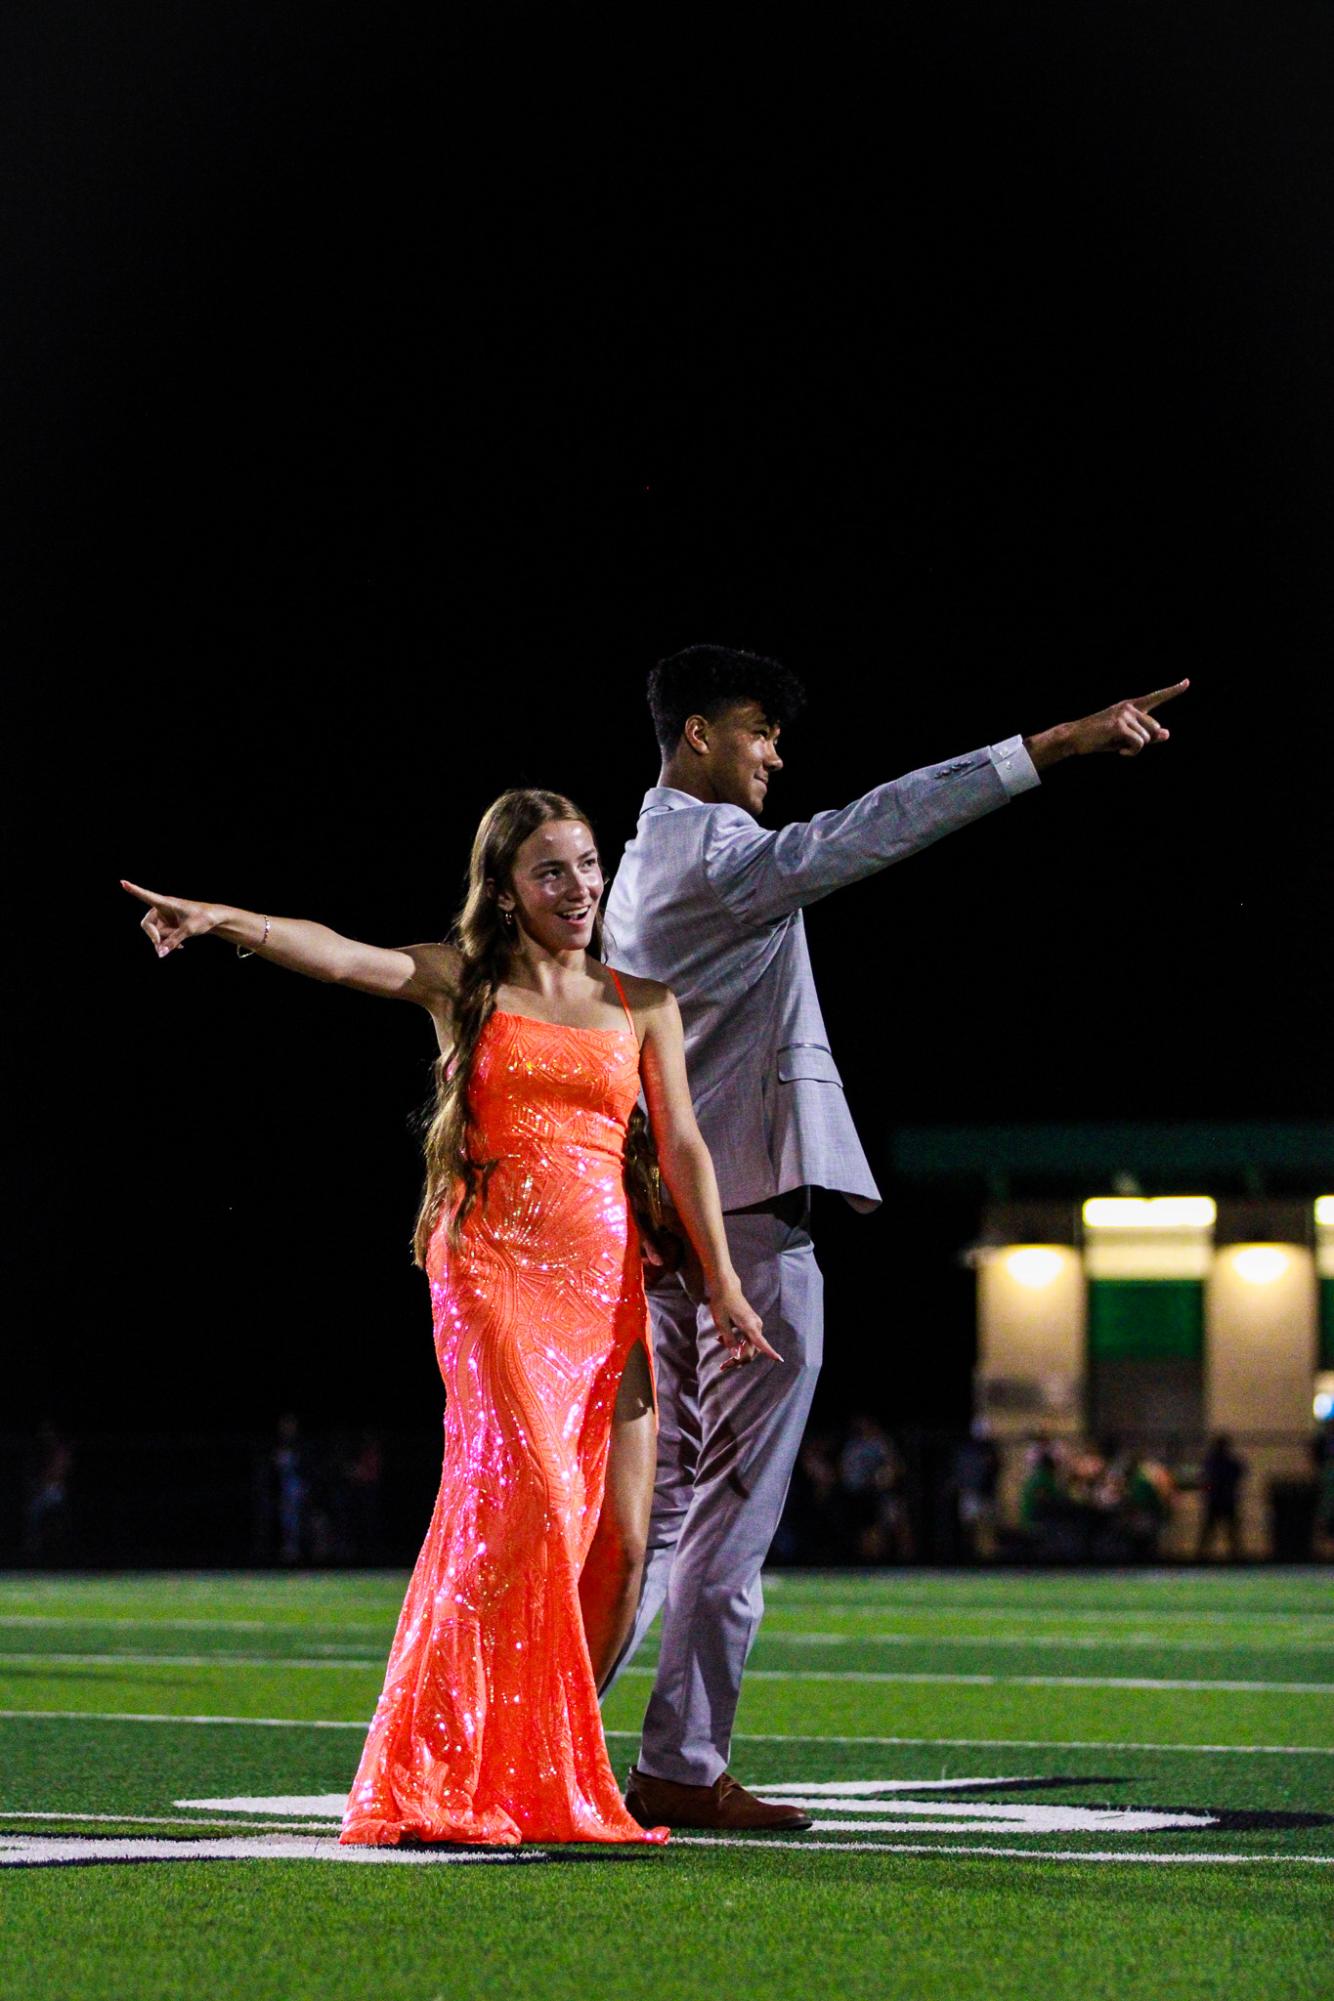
xmin=1121 ymin=1451 xmax=1176 ymax=1562
xmin=839 ymin=1413 xmax=894 ymax=1561
xmin=954 ymin=1419 xmax=1001 ymax=1560
xmin=774 ymin=1431 xmax=846 ymax=1565
xmin=1018 ymin=1438 xmax=1064 ymax=1558
xmin=1312 ymin=1423 xmax=1334 ymax=1561
xmin=271 ymin=1413 xmax=309 ymax=1567
xmin=1196 ymin=1432 xmax=1248 ymax=1562
xmin=21 ymin=1422 xmax=75 ymax=1565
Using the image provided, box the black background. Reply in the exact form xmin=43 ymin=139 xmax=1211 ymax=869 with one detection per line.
xmin=7 ymin=3 xmax=1333 ymax=1467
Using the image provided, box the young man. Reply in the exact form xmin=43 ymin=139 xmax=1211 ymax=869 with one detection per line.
xmin=603 ymin=643 xmax=1186 ymax=1831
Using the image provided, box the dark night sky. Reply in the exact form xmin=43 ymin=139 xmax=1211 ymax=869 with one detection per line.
xmin=6 ymin=2 xmax=1333 ymax=1445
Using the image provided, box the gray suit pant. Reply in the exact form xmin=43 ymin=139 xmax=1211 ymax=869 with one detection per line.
xmin=612 ymin=1199 xmax=823 ymax=1787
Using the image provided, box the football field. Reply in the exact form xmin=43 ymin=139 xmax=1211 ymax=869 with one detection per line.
xmin=1 ymin=1568 xmax=1331 ymax=2000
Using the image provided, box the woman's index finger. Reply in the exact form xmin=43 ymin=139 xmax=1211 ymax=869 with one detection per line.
xmin=120 ymin=879 xmax=164 ymax=907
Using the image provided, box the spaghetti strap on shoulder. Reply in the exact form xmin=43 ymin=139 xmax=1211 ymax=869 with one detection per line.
xmin=606 ymin=967 xmax=638 ymax=1040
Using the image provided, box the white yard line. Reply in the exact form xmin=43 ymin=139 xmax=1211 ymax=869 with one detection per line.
xmin=0 ymin=1616 xmax=400 ymax=1633
xmin=0 ymin=1708 xmax=366 ymax=1729
xmin=617 ymin=1666 xmax=1334 ymax=1695
xmin=7 ymin=1597 xmax=1328 ymax=1629
xmin=671 ymin=1836 xmax=1334 ymax=1865
xmin=0 ymin=1653 xmax=380 ymax=1670
xmin=0 ymin=1608 xmax=274 ymax=1624
xmin=2 ymin=1618 xmax=1329 ymax=1650
xmin=757 ymin=1603 xmax=1334 ymax=1626
xmin=4 ymin=1651 xmax=1329 ymax=1691
xmin=771 ymin=1631 xmax=1334 ymax=1652
xmin=4 ymin=1710 xmax=1333 ymax=1755
xmin=0 ymin=1835 xmax=537 ymax=1867
xmin=687 ymin=1730 xmax=1334 ymax=1755
xmin=0 ymin=1826 xmax=1328 ymax=1870
xmin=0 ymin=1812 xmax=339 ymax=1831
xmin=755 ymin=1776 xmax=1032 ymax=1794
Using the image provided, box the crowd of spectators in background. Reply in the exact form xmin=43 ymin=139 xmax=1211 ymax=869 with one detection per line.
xmin=12 ymin=1412 xmax=1334 ymax=1567
xmin=1011 ymin=1435 xmax=1179 ymax=1563
xmin=776 ymin=1418 xmax=1334 ymax=1565
xmin=774 ymin=1416 xmax=1190 ymax=1566
xmin=775 ymin=1415 xmax=917 ymax=1565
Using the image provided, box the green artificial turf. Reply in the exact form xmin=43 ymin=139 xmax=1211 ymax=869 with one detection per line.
xmin=3 ymin=1850 xmax=1331 ymax=2001
xmin=1 ymin=1569 xmax=1331 ymax=2001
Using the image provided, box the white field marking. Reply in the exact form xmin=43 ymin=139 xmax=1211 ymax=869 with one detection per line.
xmin=10 ymin=1601 xmax=1329 ymax=1629
xmin=26 ymin=1647 xmax=1330 ymax=1690
xmin=757 ymin=1603 xmax=1334 ymax=1626
xmin=0 ymin=1608 xmax=274 ymax=1624
xmin=3 ymin=1711 xmax=1332 ymax=1758
xmin=772 ymin=1804 xmax=1216 ymax=1833
xmin=758 ymin=1776 xmax=1033 ymax=1795
xmin=0 ymin=1652 xmax=381 ymax=1670
xmin=773 ymin=1631 xmax=1334 ymax=1652
xmin=1 ymin=1826 xmax=1329 ymax=1871
xmin=5 ymin=1836 xmax=1331 ymax=1871
xmin=0 ymin=1835 xmax=539 ymax=1868
xmin=0 ymin=1813 xmax=341 ymax=1831
xmin=13 ymin=1652 xmax=1328 ymax=1689
xmin=0 ymin=1708 xmax=365 ymax=1730
xmin=185 ymin=1780 xmax=1036 ymax=1815
xmin=617 ymin=1666 xmax=1334 ymax=1695
xmin=181 ymin=1788 xmax=1217 ymax=1838
xmin=676 ymin=1731 xmax=1334 ymax=1756
xmin=671 ymin=1837 xmax=1334 ymax=1866
xmin=179 ymin=1795 xmax=349 ymax=1816
xmin=756 ymin=1821 xmax=1198 ymax=1834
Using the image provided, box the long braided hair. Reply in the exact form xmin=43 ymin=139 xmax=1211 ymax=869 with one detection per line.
xmin=411 ymin=788 xmax=675 ymax=1270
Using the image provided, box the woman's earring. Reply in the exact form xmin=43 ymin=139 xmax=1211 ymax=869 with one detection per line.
xmin=501 ymin=907 xmax=515 ymax=929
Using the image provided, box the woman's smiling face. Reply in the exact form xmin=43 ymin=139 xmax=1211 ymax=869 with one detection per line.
xmin=500 ymin=818 xmax=604 ymax=954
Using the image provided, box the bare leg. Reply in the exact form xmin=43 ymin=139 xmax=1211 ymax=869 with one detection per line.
xmin=581 ymin=1342 xmax=656 ymax=1693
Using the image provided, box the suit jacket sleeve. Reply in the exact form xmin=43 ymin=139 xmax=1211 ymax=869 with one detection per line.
xmin=703 ymin=738 xmax=1039 ymax=928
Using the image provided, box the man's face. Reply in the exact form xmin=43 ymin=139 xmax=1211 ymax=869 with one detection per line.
xmin=694 ymin=699 xmax=784 ymax=815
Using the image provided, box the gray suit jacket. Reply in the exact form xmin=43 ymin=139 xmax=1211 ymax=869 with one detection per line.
xmin=603 ymin=736 xmax=1038 ymax=1212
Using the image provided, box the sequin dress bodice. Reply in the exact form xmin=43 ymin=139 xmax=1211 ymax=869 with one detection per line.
xmin=342 ymin=1009 xmax=662 ymax=1849
xmin=469 ymin=1009 xmax=642 ymax=1165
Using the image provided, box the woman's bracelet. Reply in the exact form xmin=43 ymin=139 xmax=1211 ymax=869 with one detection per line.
xmin=236 ymin=915 xmax=271 ymax=961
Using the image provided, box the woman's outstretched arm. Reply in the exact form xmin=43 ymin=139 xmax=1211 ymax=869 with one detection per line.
xmin=120 ymin=880 xmax=456 ymax=1008
xmin=634 ymin=983 xmax=778 ymax=1367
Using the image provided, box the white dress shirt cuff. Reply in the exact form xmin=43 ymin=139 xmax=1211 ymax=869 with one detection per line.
xmin=988 ymin=734 xmax=1040 ymax=798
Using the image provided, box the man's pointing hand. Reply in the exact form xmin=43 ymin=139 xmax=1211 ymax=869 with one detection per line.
xmin=1025 ymin=679 xmax=1190 ymax=770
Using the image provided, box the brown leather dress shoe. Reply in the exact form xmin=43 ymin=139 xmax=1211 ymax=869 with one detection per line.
xmin=624 ymin=1765 xmax=812 ymax=1832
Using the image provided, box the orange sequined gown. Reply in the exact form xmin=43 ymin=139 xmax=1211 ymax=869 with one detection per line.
xmin=341 ymin=1003 xmax=666 ymax=1847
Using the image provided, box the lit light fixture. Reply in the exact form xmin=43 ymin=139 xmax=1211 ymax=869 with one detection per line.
xmin=1315 ymin=1375 xmax=1334 ymax=1424
xmin=1082 ymin=1196 xmax=1216 ymax=1231
xmin=1230 ymin=1245 xmax=1290 ymax=1286
xmin=1003 ymin=1247 xmax=1066 ymax=1290
xmin=1316 ymin=1196 xmax=1334 ymax=1228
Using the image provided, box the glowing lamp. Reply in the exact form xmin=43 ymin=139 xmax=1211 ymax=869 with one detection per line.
xmin=1082 ymin=1196 xmax=1216 ymax=1231
xmin=1315 ymin=1196 xmax=1334 ymax=1228
xmin=1003 ymin=1247 xmax=1066 ymax=1290
xmin=1230 ymin=1246 xmax=1290 ymax=1286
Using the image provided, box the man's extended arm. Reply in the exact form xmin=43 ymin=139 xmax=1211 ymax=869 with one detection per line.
xmin=704 ymin=681 xmax=1188 ymax=929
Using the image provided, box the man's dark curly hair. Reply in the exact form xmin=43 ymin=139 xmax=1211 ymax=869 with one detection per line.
xmin=647 ymin=644 xmax=807 ymax=757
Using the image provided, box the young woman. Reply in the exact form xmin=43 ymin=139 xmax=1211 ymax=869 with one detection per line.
xmin=122 ymin=788 xmax=772 ymax=1848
